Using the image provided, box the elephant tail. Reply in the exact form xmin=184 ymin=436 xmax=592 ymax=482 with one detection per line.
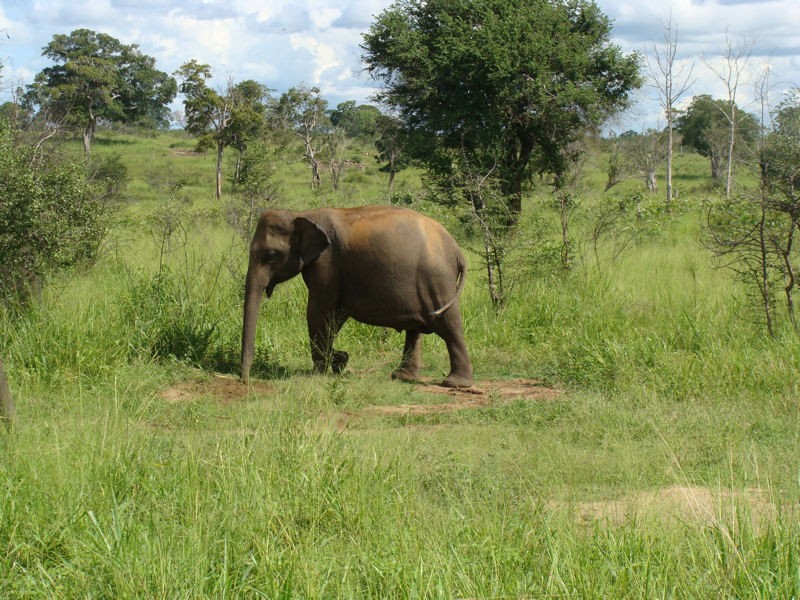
xmin=430 ymin=252 xmax=467 ymax=318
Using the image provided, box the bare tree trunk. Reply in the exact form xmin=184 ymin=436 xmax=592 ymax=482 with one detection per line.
xmin=388 ymin=151 xmax=397 ymax=190
xmin=330 ymin=159 xmax=345 ymax=190
xmin=648 ymin=14 xmax=694 ymax=211
xmin=758 ymin=202 xmax=775 ymax=337
xmin=473 ymin=209 xmax=505 ymax=310
xmin=0 ymin=357 xmax=14 ymax=432
xmin=710 ymin=153 xmax=722 ymax=180
xmin=779 ymin=219 xmax=798 ymax=331
xmin=83 ymin=113 xmax=96 ymax=157
xmin=647 ymin=169 xmax=658 ymax=193
xmin=304 ymin=138 xmax=321 ymax=189
xmin=726 ymin=104 xmax=737 ymax=200
xmin=706 ymin=32 xmax=752 ymax=200
xmin=559 ymin=191 xmax=573 ymax=269
xmin=666 ymin=125 xmax=673 ymax=203
xmin=216 ymin=141 xmax=224 ymax=200
xmin=310 ymin=158 xmax=321 ymax=189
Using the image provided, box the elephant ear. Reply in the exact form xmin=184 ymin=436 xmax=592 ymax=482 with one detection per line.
xmin=292 ymin=217 xmax=330 ymax=267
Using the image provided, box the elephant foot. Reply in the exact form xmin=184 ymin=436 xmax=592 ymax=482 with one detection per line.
xmin=331 ymin=350 xmax=349 ymax=374
xmin=441 ymin=372 xmax=473 ymax=388
xmin=391 ymin=367 xmax=419 ymax=382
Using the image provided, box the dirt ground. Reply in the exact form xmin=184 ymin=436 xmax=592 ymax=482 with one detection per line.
xmin=358 ymin=377 xmax=561 ymax=416
xmin=562 ymin=485 xmax=783 ymax=528
xmin=160 ymin=374 xmax=273 ymax=404
xmin=159 ymin=374 xmax=560 ymax=411
xmin=159 ymin=374 xmax=789 ymax=527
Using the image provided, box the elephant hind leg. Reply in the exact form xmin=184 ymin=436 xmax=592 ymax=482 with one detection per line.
xmin=432 ymin=305 xmax=473 ymax=388
xmin=391 ymin=329 xmax=422 ymax=382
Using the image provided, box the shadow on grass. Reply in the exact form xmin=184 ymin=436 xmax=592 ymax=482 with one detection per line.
xmin=93 ymin=136 xmax=137 ymax=146
xmin=202 ymin=349 xmax=293 ymax=381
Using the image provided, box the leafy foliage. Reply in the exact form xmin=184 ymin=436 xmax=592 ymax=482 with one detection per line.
xmin=705 ymin=90 xmax=800 ymax=334
xmin=362 ymin=0 xmax=642 ymax=215
xmin=374 ymin=114 xmax=412 ymax=188
xmin=676 ymin=94 xmax=760 ymax=179
xmin=606 ymin=129 xmax=670 ymax=192
xmin=273 ymin=85 xmax=329 ymax=189
xmin=329 ymin=101 xmax=380 ymax=141
xmin=24 ymin=29 xmax=176 ymax=154
xmin=175 ymin=61 xmax=271 ymax=199
xmin=0 ymin=120 xmax=107 ymax=303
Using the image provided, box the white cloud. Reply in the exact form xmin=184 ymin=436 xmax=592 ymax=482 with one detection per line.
xmin=290 ymin=33 xmax=341 ymax=83
xmin=0 ymin=0 xmax=798 ymax=126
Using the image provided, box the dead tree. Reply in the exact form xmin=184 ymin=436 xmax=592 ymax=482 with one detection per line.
xmin=648 ymin=13 xmax=694 ymax=208
xmin=0 ymin=357 xmax=14 ymax=431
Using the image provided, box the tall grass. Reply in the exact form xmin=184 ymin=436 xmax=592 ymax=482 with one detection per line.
xmin=1 ymin=387 xmax=798 ymax=597
xmin=2 ymin=131 xmax=799 ymax=596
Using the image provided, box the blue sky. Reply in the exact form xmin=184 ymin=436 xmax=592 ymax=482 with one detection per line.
xmin=1 ymin=0 xmax=798 ymax=130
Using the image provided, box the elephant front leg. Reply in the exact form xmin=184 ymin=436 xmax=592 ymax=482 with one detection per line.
xmin=391 ymin=330 xmax=422 ymax=382
xmin=307 ymin=307 xmax=348 ymax=375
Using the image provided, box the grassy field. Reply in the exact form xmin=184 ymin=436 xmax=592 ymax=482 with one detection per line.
xmin=1 ymin=131 xmax=799 ymax=598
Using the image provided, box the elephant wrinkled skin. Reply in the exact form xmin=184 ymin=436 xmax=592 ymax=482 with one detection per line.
xmin=241 ymin=205 xmax=473 ymax=388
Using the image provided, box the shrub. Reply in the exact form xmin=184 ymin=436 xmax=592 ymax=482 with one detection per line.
xmin=0 ymin=120 xmax=108 ymax=304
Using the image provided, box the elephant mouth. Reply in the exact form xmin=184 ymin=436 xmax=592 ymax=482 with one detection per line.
xmin=265 ymin=281 xmax=276 ymax=298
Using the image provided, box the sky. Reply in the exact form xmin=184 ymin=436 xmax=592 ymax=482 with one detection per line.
xmin=0 ymin=0 xmax=798 ymax=131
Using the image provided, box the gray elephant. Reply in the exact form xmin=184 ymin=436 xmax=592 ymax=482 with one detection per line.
xmin=0 ymin=357 xmax=14 ymax=431
xmin=241 ymin=205 xmax=473 ymax=388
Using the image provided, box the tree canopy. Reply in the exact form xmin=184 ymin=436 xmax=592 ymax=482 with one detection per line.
xmin=362 ymin=0 xmax=642 ymax=216
xmin=176 ymin=60 xmax=271 ymax=199
xmin=329 ymin=101 xmax=381 ymax=140
xmin=274 ymin=85 xmax=330 ymax=189
xmin=764 ymin=90 xmax=800 ymax=208
xmin=24 ymin=29 xmax=176 ymax=155
xmin=676 ymin=94 xmax=760 ymax=180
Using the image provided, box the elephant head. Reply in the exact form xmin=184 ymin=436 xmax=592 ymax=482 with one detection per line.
xmin=241 ymin=213 xmax=330 ymax=383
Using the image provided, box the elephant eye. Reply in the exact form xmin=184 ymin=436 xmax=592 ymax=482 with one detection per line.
xmin=261 ymin=249 xmax=281 ymax=263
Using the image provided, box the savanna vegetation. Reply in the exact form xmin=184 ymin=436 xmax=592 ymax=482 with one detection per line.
xmin=1 ymin=0 xmax=800 ymax=596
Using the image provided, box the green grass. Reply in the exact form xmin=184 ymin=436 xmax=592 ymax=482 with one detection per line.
xmin=1 ymin=130 xmax=799 ymax=597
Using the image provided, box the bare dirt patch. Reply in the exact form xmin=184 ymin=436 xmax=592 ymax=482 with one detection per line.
xmin=357 ymin=378 xmax=561 ymax=417
xmin=171 ymin=149 xmax=204 ymax=157
xmin=160 ymin=374 xmax=273 ymax=404
xmin=562 ymin=485 xmax=784 ymax=528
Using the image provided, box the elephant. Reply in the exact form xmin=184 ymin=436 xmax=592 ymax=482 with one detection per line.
xmin=0 ymin=357 xmax=14 ymax=431
xmin=241 ymin=205 xmax=473 ymax=388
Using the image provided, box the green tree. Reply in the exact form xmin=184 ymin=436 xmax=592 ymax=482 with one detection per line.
xmin=227 ymin=140 xmax=280 ymax=241
xmin=24 ymin=29 xmax=176 ymax=156
xmin=176 ymin=60 xmax=270 ymax=199
xmin=606 ymin=129 xmax=670 ymax=193
xmin=676 ymin=94 xmax=759 ymax=181
xmin=326 ymin=127 xmax=350 ymax=190
xmin=274 ymin=85 xmax=329 ymax=189
xmin=330 ymin=101 xmax=381 ymax=140
xmin=361 ymin=0 xmax=641 ymax=221
xmin=761 ymin=91 xmax=800 ymax=329
xmin=374 ymin=114 xmax=411 ymax=189
xmin=705 ymin=90 xmax=800 ymax=335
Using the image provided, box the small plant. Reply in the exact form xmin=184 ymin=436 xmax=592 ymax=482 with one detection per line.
xmin=227 ymin=140 xmax=279 ymax=242
xmin=123 ymin=263 xmax=224 ymax=368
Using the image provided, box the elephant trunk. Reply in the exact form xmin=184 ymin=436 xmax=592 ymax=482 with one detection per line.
xmin=241 ymin=272 xmax=265 ymax=384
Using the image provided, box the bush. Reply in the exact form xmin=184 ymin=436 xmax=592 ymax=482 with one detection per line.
xmin=0 ymin=120 xmax=108 ymax=304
